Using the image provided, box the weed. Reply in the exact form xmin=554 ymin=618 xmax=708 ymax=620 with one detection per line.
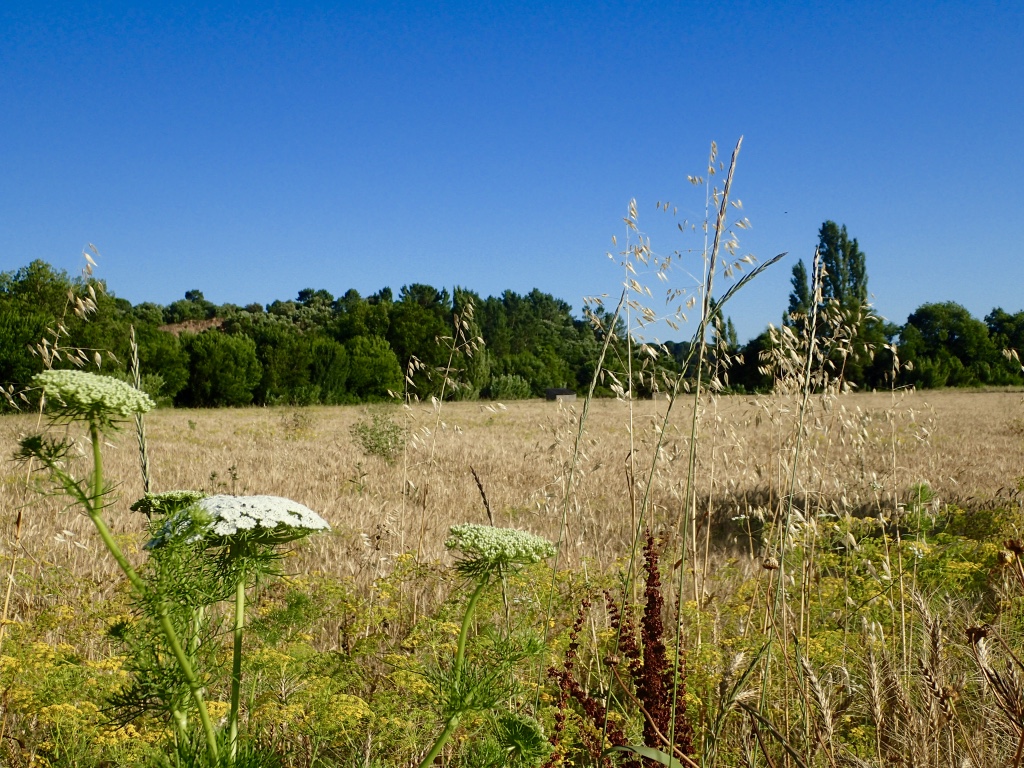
xmin=350 ymin=411 xmax=405 ymax=463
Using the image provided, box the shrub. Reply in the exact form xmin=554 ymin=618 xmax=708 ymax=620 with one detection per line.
xmin=489 ymin=373 xmax=531 ymax=400
xmin=350 ymin=411 xmax=405 ymax=463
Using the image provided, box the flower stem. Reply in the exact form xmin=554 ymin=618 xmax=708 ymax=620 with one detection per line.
xmin=417 ymin=574 xmax=489 ymax=768
xmin=455 ymin=575 xmax=488 ymax=684
xmin=229 ymin=566 xmax=246 ymax=765
xmin=418 ymin=713 xmax=462 ymax=768
xmin=86 ymin=419 xmax=220 ymax=766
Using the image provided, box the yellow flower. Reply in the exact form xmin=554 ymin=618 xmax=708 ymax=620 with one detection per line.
xmin=206 ymin=701 xmax=230 ymax=723
xmin=38 ymin=703 xmax=84 ymax=726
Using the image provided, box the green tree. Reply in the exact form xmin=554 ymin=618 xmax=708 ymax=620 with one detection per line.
xmin=333 ymin=289 xmax=390 ymax=341
xmin=0 ymin=260 xmax=115 ymax=386
xmin=785 ymin=222 xmax=893 ymax=388
xmin=451 ymin=288 xmax=490 ymax=399
xmin=817 ymin=221 xmax=867 ymax=310
xmin=732 ymin=331 xmax=777 ymax=393
xmin=136 ymin=327 xmax=190 ymax=401
xmin=180 ymin=331 xmax=262 ymax=406
xmin=309 ymin=336 xmax=350 ymax=404
xmin=165 ymin=290 xmax=216 ymax=324
xmin=345 ymin=335 xmax=402 ymax=400
xmin=0 ymin=307 xmax=48 ymax=386
xmin=786 ymin=258 xmax=812 ymax=325
xmin=986 ymin=308 xmax=1024 ymax=383
xmin=899 ymin=302 xmax=998 ymax=387
xmin=386 ymin=284 xmax=451 ymax=396
xmin=987 ymin=308 xmax=1024 ymax=347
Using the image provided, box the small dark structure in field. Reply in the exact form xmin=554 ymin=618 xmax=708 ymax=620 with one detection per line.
xmin=545 ymin=388 xmax=577 ymax=403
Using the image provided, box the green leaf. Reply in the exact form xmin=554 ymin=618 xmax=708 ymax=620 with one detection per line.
xmin=606 ymin=745 xmax=682 ymax=767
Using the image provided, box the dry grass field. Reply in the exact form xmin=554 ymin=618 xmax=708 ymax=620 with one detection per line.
xmin=2 ymin=389 xmax=1020 ymax=621
xmin=2 ymin=386 xmax=1024 ymax=767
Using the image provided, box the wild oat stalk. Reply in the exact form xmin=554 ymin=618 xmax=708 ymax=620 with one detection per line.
xmin=586 ymin=138 xmax=785 ymax=764
xmin=0 ymin=248 xmax=103 ymax=658
xmin=129 ymin=324 xmax=152 ymax=494
xmin=535 ymin=288 xmax=626 ymax=704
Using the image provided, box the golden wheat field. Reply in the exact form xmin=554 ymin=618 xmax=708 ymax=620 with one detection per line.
xmin=2 ymin=389 xmax=1021 ymax=620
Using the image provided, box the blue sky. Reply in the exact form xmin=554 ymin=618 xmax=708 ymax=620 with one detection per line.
xmin=2 ymin=1 xmax=1021 ymax=343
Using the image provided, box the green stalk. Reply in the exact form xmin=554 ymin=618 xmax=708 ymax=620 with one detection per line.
xmin=87 ymin=419 xmax=220 ymax=766
xmin=229 ymin=563 xmax=246 ymax=765
xmin=455 ymin=575 xmax=488 ymax=684
xmin=418 ymin=713 xmax=462 ymax=767
xmin=417 ymin=574 xmax=489 ymax=768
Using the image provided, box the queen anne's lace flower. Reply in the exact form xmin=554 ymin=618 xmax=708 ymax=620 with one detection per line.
xmin=147 ymin=495 xmax=330 ymax=549
xmin=199 ymin=495 xmax=330 ymax=544
xmin=131 ymin=490 xmax=206 ymax=518
xmin=34 ymin=369 xmax=154 ymax=421
xmin=446 ymin=524 xmax=555 ymax=574
xmin=198 ymin=495 xmax=329 ymax=536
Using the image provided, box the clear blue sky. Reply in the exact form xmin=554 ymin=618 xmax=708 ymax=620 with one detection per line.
xmin=2 ymin=1 xmax=1021 ymax=343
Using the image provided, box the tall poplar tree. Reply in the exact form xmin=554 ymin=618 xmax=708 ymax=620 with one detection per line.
xmin=818 ymin=221 xmax=867 ymax=310
xmin=785 ymin=221 xmax=894 ymax=387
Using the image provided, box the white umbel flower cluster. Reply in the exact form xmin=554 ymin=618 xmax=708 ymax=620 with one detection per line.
xmin=446 ymin=523 xmax=555 ymax=572
xmin=146 ymin=494 xmax=330 ymax=549
xmin=34 ymin=369 xmax=154 ymax=420
xmin=131 ymin=490 xmax=206 ymax=518
xmin=198 ymin=495 xmax=330 ymax=537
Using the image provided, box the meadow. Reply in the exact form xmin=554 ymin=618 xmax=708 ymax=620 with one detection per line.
xmin=3 ymin=139 xmax=1024 ymax=767
xmin=1 ymin=388 xmax=1023 ymax=767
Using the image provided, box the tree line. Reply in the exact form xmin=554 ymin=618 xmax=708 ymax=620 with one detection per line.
xmin=1 ymin=226 xmax=1022 ymax=407
xmin=0 ymin=262 xmax=603 ymax=407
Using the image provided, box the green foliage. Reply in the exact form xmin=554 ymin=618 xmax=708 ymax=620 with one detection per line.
xmin=489 ymin=373 xmax=532 ymax=400
xmin=817 ymin=220 xmax=867 ymax=310
xmin=308 ymin=336 xmax=350 ymax=404
xmin=786 ymin=258 xmax=811 ymax=323
xmin=350 ymin=411 xmax=406 ymax=463
xmin=900 ymin=301 xmax=1003 ymax=386
xmin=135 ymin=327 xmax=190 ymax=401
xmin=0 ymin=306 xmax=48 ymax=385
xmin=345 ymin=336 xmax=402 ymax=400
xmin=3 ymin=254 xmax=1022 ymax=404
xmin=165 ymin=290 xmax=217 ymax=324
xmin=181 ymin=331 xmax=262 ymax=407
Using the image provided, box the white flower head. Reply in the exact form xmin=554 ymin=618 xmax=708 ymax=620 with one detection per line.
xmin=131 ymin=490 xmax=206 ymax=518
xmin=446 ymin=523 xmax=555 ymax=576
xmin=146 ymin=494 xmax=329 ymax=550
xmin=34 ymin=369 xmax=153 ymax=424
xmin=198 ymin=494 xmax=330 ymax=544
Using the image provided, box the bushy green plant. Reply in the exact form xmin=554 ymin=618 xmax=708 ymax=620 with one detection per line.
xmin=413 ymin=524 xmax=556 ymax=768
xmin=16 ymin=371 xmax=330 ymax=767
xmin=350 ymin=411 xmax=406 ymax=463
xmin=489 ymin=373 xmax=532 ymax=400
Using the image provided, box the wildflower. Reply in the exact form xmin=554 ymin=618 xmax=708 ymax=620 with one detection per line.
xmin=33 ymin=369 xmax=153 ymax=424
xmin=131 ymin=490 xmax=206 ymax=519
xmin=146 ymin=494 xmax=329 ymax=549
xmin=199 ymin=495 xmax=329 ymax=538
xmin=446 ymin=523 xmax=555 ymax=576
xmin=492 ymin=711 xmax=551 ymax=764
